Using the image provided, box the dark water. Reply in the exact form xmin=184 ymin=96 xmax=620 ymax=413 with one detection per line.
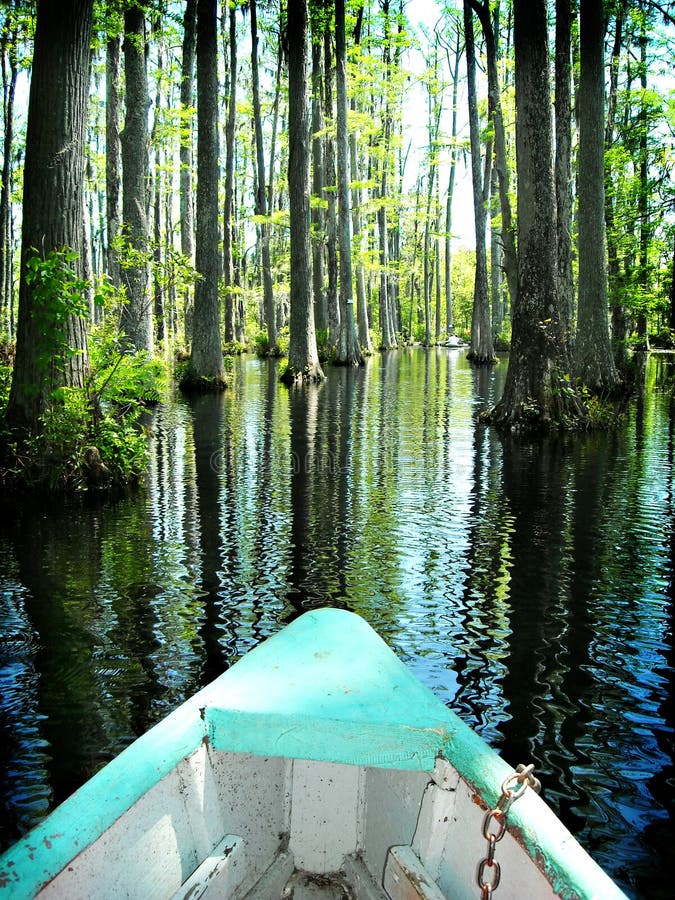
xmin=0 ymin=349 xmax=673 ymax=898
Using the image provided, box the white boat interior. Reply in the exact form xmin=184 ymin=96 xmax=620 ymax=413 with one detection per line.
xmin=37 ymin=747 xmax=558 ymax=900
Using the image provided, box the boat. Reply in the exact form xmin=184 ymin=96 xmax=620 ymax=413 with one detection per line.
xmin=0 ymin=608 xmax=627 ymax=899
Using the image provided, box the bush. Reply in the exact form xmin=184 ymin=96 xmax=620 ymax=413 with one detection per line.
xmin=253 ymin=329 xmax=288 ymax=358
xmin=90 ymin=320 xmax=167 ymax=407
xmin=493 ymin=318 xmax=512 ymax=351
xmin=649 ymin=326 xmax=675 ymax=349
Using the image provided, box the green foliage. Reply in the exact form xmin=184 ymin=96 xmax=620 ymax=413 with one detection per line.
xmin=90 ymin=317 xmax=167 ymax=407
xmin=493 ymin=318 xmax=512 ymax=352
xmin=24 ymin=247 xmax=91 ymax=376
xmin=0 ymin=276 xmax=170 ymax=492
xmin=649 ymin=326 xmax=675 ymax=349
xmin=253 ymin=329 xmax=289 ymax=358
xmin=3 ymin=384 xmax=149 ymax=492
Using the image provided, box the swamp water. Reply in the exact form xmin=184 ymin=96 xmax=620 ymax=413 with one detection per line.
xmin=0 ymin=349 xmax=673 ymax=898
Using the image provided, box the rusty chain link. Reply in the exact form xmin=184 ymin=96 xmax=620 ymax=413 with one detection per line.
xmin=477 ymin=764 xmax=541 ymax=899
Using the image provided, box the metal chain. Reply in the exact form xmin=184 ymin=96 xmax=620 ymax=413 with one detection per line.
xmin=477 ymin=764 xmax=541 ymax=899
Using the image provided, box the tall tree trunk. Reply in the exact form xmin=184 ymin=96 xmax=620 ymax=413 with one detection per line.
xmin=311 ymin=39 xmax=327 ymax=336
xmin=350 ymin=127 xmax=372 ymax=353
xmin=471 ymin=1 xmax=517 ymax=314
xmin=283 ymin=0 xmax=323 ymax=382
xmin=6 ymin=0 xmax=93 ymax=432
xmin=222 ymin=1 xmax=236 ymax=343
xmin=464 ymin=1 xmax=494 ymax=365
xmin=323 ymin=29 xmax=339 ymax=350
xmin=574 ymin=0 xmax=619 ymax=392
xmin=266 ymin=40 xmax=283 ymax=337
xmin=490 ymin=166 xmax=504 ymax=338
xmin=434 ymin=202 xmax=442 ymax=343
xmin=120 ymin=7 xmax=152 ymax=352
xmin=186 ymin=0 xmax=224 ymax=386
xmin=488 ymin=0 xmax=585 ymax=429
xmin=335 ymin=0 xmax=363 ymax=366
xmin=0 ymin=18 xmax=18 ymax=336
xmin=443 ymin=24 xmax=461 ymax=338
xmin=180 ymin=0 xmax=196 ymax=345
xmin=377 ymin=0 xmax=397 ymax=351
xmin=555 ymin=0 xmax=574 ymax=348
xmin=348 ymin=4 xmax=371 ymax=353
xmin=423 ymin=38 xmax=442 ymax=347
xmin=250 ymin=0 xmax=276 ymax=353
xmin=105 ymin=34 xmax=121 ymax=292
xmin=605 ymin=4 xmax=630 ymax=370
xmin=153 ymin=20 xmax=165 ymax=348
xmin=635 ymin=4 xmax=650 ymax=349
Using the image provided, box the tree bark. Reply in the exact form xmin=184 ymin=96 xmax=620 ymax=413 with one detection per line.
xmin=335 ymin=0 xmax=363 ymax=366
xmin=6 ymin=0 xmax=93 ymax=431
xmin=0 ymin=18 xmax=18 ymax=336
xmin=574 ymin=0 xmax=620 ymax=392
xmin=180 ymin=0 xmax=196 ymax=345
xmin=222 ymin=1 xmax=236 ymax=343
xmin=635 ymin=4 xmax=650 ymax=349
xmin=250 ymin=0 xmax=276 ymax=353
xmin=323 ymin=29 xmax=340 ymax=350
xmin=442 ymin=24 xmax=461 ymax=338
xmin=186 ymin=0 xmax=224 ymax=386
xmin=104 ymin=34 xmax=122 ymax=297
xmin=283 ymin=0 xmax=323 ymax=382
xmin=464 ymin=1 xmax=494 ymax=365
xmin=120 ymin=6 xmax=152 ymax=352
xmin=604 ymin=4 xmax=630 ymax=370
xmin=423 ymin=37 xmax=441 ymax=347
xmin=488 ymin=0 xmax=585 ymax=430
xmin=311 ymin=39 xmax=327 ymax=337
xmin=471 ymin=1 xmax=517 ymax=317
xmin=555 ymin=0 xmax=574 ymax=348
xmin=350 ymin=128 xmax=372 ymax=353
xmin=377 ymin=0 xmax=397 ymax=351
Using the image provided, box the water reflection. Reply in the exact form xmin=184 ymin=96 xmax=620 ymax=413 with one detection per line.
xmin=0 ymin=350 xmax=673 ymax=898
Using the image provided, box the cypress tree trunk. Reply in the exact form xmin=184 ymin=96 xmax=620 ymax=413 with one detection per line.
xmin=323 ymin=30 xmax=340 ymax=350
xmin=105 ymin=34 xmax=121 ymax=292
xmin=471 ymin=1 xmax=517 ymax=317
xmin=635 ymin=6 xmax=650 ymax=350
xmin=6 ymin=0 xmax=93 ymax=431
xmin=222 ymin=1 xmax=236 ymax=343
xmin=444 ymin=24 xmax=461 ymax=338
xmin=423 ymin=39 xmax=441 ymax=347
xmin=555 ymin=0 xmax=574 ymax=348
xmin=120 ymin=6 xmax=152 ymax=352
xmin=574 ymin=0 xmax=620 ymax=392
xmin=180 ymin=0 xmax=196 ymax=345
xmin=378 ymin=0 xmax=397 ymax=351
xmin=0 ymin=20 xmax=18 ymax=336
xmin=185 ymin=0 xmax=224 ymax=387
xmin=283 ymin=0 xmax=323 ymax=383
xmin=250 ymin=0 xmax=276 ymax=353
xmin=311 ymin=40 xmax=327 ymax=337
xmin=488 ymin=0 xmax=586 ymax=429
xmin=490 ymin=168 xmax=503 ymax=338
xmin=349 ymin=3 xmax=371 ymax=354
xmin=464 ymin=1 xmax=494 ymax=365
xmin=335 ymin=0 xmax=363 ymax=366
xmin=605 ymin=8 xmax=630 ymax=371
xmin=350 ymin=128 xmax=372 ymax=353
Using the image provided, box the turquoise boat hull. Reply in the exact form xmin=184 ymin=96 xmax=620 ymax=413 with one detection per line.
xmin=0 ymin=608 xmax=627 ymax=899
